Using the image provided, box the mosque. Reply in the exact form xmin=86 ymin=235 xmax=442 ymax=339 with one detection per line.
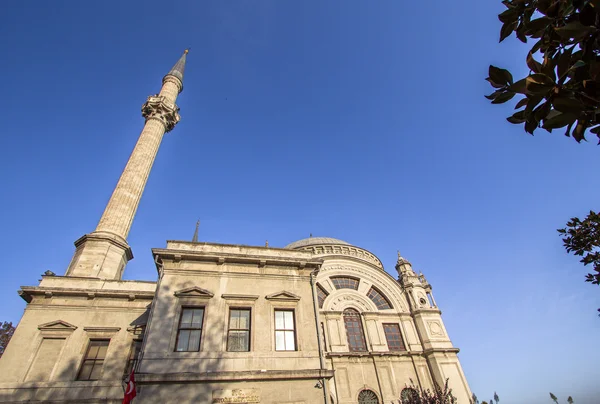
xmin=0 ymin=51 xmax=472 ymax=404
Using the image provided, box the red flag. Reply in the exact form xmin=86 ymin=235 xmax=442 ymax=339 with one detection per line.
xmin=122 ymin=370 xmax=137 ymax=404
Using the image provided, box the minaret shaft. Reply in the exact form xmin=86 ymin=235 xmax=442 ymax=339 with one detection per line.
xmin=65 ymin=52 xmax=187 ymax=280
xmin=95 ymin=117 xmax=166 ymax=239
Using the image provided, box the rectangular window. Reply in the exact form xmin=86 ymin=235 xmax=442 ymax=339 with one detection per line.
xmin=175 ymin=307 xmax=204 ymax=352
xmin=274 ymin=310 xmax=296 ymax=351
xmin=383 ymin=323 xmax=406 ymax=351
xmin=227 ymin=308 xmax=251 ymax=352
xmin=77 ymin=340 xmax=109 ymax=381
xmin=124 ymin=340 xmax=142 ymax=376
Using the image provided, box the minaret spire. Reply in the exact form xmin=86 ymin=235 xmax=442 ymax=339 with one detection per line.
xmin=165 ymin=49 xmax=188 ymax=85
xmin=192 ymin=219 xmax=200 ymax=242
xmin=65 ymin=50 xmax=189 ymax=280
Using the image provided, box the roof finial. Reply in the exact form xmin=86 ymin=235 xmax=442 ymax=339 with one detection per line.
xmin=192 ymin=219 xmax=200 ymax=242
xmin=265 ymin=240 xmax=269 ymax=247
xmin=310 ymin=233 xmax=313 ymax=238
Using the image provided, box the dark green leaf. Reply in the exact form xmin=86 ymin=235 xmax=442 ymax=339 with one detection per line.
xmin=491 ymin=91 xmax=516 ymax=104
xmin=527 ymin=52 xmax=543 ymax=73
xmin=542 ymin=111 xmax=578 ymax=129
xmin=557 ymin=48 xmax=573 ymax=79
xmin=589 ymin=125 xmax=600 ymax=134
xmin=554 ymin=21 xmax=595 ymax=40
xmin=486 ymin=77 xmax=505 ymax=89
xmin=489 ymin=65 xmax=513 ymax=86
xmin=525 ymin=118 xmax=538 ymax=134
xmin=525 ymin=16 xmax=552 ymax=37
xmin=515 ymin=97 xmax=528 ymax=109
xmin=526 ymin=73 xmax=555 ymax=94
xmin=525 ymin=95 xmax=543 ymax=114
xmin=516 ymin=24 xmax=527 ymax=43
xmin=500 ymin=21 xmax=517 ymax=42
xmin=508 ymin=78 xmax=527 ymax=94
xmin=534 ymin=101 xmax=551 ymax=122
xmin=553 ymin=96 xmax=584 ymax=113
xmin=572 ymin=120 xmax=588 ymax=142
xmin=485 ymin=89 xmax=504 ymax=100
xmin=507 ymin=110 xmax=527 ymax=124
xmin=498 ymin=8 xmax=519 ymax=23
xmin=572 ymin=60 xmax=586 ymax=69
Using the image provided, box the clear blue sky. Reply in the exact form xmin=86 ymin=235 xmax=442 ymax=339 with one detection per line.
xmin=1 ymin=1 xmax=599 ymax=403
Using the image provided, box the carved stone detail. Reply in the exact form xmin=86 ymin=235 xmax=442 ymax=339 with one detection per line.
xmin=141 ymin=95 xmax=180 ymax=133
xmin=296 ymin=245 xmax=383 ymax=268
xmin=427 ymin=321 xmax=444 ymax=336
xmin=327 ymin=291 xmax=376 ymax=312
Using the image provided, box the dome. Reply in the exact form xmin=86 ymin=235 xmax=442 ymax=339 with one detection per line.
xmin=285 ymin=237 xmax=351 ymax=250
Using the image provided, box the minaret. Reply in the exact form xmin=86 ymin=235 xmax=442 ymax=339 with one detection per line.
xmin=65 ymin=50 xmax=188 ymax=280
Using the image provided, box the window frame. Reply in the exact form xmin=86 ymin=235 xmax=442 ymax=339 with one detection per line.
xmin=367 ymin=286 xmax=393 ymax=310
xmin=343 ymin=309 xmax=368 ymax=352
xmin=274 ymin=309 xmax=297 ymax=351
xmin=77 ymin=339 xmax=110 ymax=381
xmin=382 ymin=323 xmax=407 ymax=352
xmin=174 ymin=306 xmax=205 ymax=352
xmin=316 ymin=283 xmax=329 ymax=308
xmin=226 ymin=307 xmax=252 ymax=352
xmin=330 ymin=276 xmax=360 ymax=290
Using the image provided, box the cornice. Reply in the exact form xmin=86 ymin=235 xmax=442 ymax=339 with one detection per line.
xmin=423 ymin=347 xmax=460 ymax=355
xmin=153 ymin=248 xmax=322 ymax=271
xmin=19 ymin=286 xmax=155 ymax=303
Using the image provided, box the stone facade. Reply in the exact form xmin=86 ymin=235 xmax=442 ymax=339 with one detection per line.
xmin=0 ymin=51 xmax=472 ymax=403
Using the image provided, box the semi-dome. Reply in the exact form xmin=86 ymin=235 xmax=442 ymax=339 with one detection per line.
xmin=285 ymin=237 xmax=351 ymax=250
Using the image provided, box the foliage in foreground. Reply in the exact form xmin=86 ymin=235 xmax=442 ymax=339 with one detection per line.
xmin=486 ymin=0 xmax=600 ymax=143
xmin=0 ymin=321 xmax=15 ymax=359
xmin=398 ymin=379 xmax=456 ymax=404
xmin=487 ymin=0 xmax=600 ymax=315
xmin=471 ymin=391 xmax=499 ymax=404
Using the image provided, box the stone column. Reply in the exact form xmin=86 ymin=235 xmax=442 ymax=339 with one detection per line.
xmin=65 ymin=75 xmax=182 ymax=280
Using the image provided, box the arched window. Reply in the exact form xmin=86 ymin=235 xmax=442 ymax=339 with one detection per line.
xmin=343 ymin=309 xmax=367 ymax=352
xmin=331 ymin=276 xmax=359 ymax=290
xmin=400 ymin=387 xmax=419 ymax=403
xmin=358 ymin=389 xmax=379 ymax=404
xmin=316 ymin=283 xmax=329 ymax=308
xmin=366 ymin=287 xmax=392 ymax=310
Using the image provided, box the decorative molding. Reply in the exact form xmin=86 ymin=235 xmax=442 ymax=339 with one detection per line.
xmin=83 ymin=327 xmax=121 ymax=333
xmin=221 ymin=294 xmax=259 ymax=301
xmin=38 ymin=320 xmax=77 ymax=331
xmin=297 ymin=245 xmax=383 ymax=268
xmin=265 ymin=291 xmax=301 ymax=301
xmin=327 ymin=292 xmax=376 ymax=312
xmin=174 ymin=287 xmax=214 ymax=299
xmin=83 ymin=326 xmax=121 ymax=339
xmin=141 ymin=94 xmax=180 ymax=132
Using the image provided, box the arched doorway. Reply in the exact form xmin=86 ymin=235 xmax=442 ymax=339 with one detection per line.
xmin=358 ymin=389 xmax=379 ymax=404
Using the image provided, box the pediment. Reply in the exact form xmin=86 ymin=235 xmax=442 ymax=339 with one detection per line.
xmin=174 ymin=287 xmax=214 ymax=299
xmin=265 ymin=291 xmax=301 ymax=301
xmin=38 ymin=320 xmax=77 ymax=331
